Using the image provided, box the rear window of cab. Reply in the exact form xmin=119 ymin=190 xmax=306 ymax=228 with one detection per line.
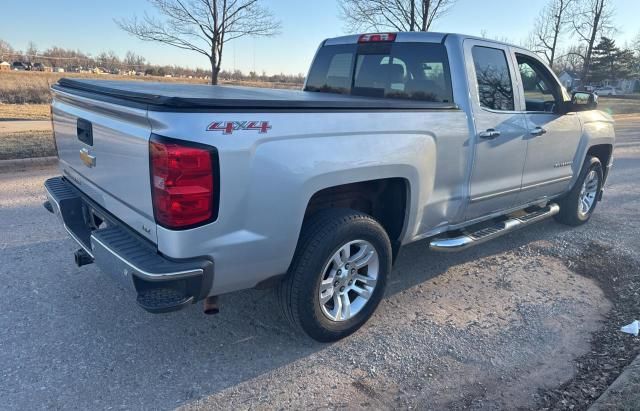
xmin=305 ymin=42 xmax=454 ymax=103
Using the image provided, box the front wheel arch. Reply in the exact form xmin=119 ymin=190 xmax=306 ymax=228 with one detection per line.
xmin=555 ymin=156 xmax=603 ymax=226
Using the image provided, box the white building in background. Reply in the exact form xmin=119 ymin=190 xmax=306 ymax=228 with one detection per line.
xmin=558 ymin=70 xmax=581 ymax=91
xmin=615 ymin=79 xmax=640 ymax=94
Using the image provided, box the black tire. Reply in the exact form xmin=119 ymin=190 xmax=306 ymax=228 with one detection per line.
xmin=278 ymin=208 xmax=392 ymax=342
xmin=554 ymin=156 xmax=603 ymax=226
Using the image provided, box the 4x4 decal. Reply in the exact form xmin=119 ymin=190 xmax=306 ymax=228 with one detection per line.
xmin=207 ymin=121 xmax=272 ymax=134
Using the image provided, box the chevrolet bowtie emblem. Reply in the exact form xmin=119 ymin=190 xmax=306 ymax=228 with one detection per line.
xmin=80 ymin=148 xmax=96 ymax=168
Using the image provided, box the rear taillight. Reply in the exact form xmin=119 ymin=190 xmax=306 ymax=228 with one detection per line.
xmin=358 ymin=33 xmax=397 ymax=43
xmin=149 ymin=136 xmax=218 ymax=229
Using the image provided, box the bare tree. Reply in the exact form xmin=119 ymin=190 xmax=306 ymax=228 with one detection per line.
xmin=124 ymin=51 xmax=147 ymax=70
xmin=339 ymin=0 xmax=457 ymax=33
xmin=116 ymin=0 xmax=281 ymax=85
xmin=26 ymin=41 xmax=38 ymax=62
xmin=97 ymin=50 xmax=122 ymax=72
xmin=571 ymin=0 xmax=614 ymax=82
xmin=633 ymin=31 xmax=640 ymax=57
xmin=530 ymin=0 xmax=573 ymax=69
xmin=0 ymin=39 xmax=14 ymax=61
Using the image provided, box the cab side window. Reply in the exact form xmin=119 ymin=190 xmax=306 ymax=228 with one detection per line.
xmin=471 ymin=46 xmax=515 ymax=111
xmin=516 ymin=55 xmax=560 ymax=112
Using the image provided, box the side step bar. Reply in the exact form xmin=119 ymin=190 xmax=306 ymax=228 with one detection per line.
xmin=429 ymin=203 xmax=560 ymax=252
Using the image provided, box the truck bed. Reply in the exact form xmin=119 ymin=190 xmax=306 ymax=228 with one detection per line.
xmin=53 ymin=78 xmax=458 ymax=111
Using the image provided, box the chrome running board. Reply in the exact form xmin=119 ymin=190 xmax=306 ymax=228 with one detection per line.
xmin=429 ymin=203 xmax=560 ymax=252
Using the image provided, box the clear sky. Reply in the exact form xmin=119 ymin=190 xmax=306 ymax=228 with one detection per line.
xmin=1 ymin=0 xmax=638 ymax=74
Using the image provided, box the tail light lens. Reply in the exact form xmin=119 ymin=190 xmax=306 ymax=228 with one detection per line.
xmin=149 ymin=136 xmax=218 ymax=229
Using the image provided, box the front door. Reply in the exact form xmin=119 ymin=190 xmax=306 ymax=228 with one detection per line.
xmin=464 ymin=41 xmax=529 ymax=220
xmin=513 ymin=53 xmax=582 ymax=203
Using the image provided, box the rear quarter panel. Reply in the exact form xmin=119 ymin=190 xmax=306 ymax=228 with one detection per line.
xmin=148 ymin=109 xmax=470 ymax=295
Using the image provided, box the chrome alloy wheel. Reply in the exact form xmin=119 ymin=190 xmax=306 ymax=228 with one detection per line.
xmin=318 ymin=240 xmax=379 ymax=322
xmin=578 ymin=169 xmax=599 ymax=217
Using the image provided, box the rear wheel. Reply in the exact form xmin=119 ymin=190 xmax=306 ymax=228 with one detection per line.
xmin=278 ymin=209 xmax=391 ymax=342
xmin=554 ymin=156 xmax=603 ymax=226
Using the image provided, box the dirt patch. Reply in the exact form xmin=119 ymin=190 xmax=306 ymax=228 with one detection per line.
xmin=180 ymin=245 xmax=611 ymax=410
xmin=535 ymin=241 xmax=640 ymax=410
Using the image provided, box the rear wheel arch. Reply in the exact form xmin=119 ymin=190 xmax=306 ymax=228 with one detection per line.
xmin=302 ymin=178 xmax=410 ymax=261
xmin=278 ymin=208 xmax=392 ymax=341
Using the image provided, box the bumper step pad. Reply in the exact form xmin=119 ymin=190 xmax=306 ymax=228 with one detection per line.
xmin=136 ymin=287 xmax=194 ymax=313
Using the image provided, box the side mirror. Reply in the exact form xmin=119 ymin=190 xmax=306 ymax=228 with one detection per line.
xmin=568 ymin=91 xmax=598 ymax=112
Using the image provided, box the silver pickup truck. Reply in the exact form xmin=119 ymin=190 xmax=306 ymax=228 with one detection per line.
xmin=44 ymin=32 xmax=615 ymax=341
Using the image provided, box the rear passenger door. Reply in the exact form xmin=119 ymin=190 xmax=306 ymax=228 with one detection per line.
xmin=463 ymin=41 xmax=529 ymax=220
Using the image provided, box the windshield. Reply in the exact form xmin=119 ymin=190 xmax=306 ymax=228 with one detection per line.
xmin=305 ymin=42 xmax=453 ymax=103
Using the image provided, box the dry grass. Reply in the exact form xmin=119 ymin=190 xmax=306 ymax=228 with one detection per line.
xmin=598 ymin=97 xmax=640 ymax=115
xmin=0 ymin=71 xmax=301 ymax=105
xmin=0 ymin=71 xmax=209 ymax=105
xmin=0 ymin=130 xmax=55 ymax=160
xmin=0 ymin=104 xmax=51 ymax=121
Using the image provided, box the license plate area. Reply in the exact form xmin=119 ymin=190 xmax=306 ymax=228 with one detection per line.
xmin=85 ymin=204 xmax=109 ymax=231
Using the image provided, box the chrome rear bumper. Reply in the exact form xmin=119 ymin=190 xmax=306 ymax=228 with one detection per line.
xmin=44 ymin=176 xmax=213 ymax=313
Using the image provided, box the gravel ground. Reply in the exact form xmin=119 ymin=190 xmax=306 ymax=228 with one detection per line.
xmin=0 ymin=119 xmax=638 ymax=410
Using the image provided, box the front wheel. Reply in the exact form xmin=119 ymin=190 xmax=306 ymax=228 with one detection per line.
xmin=554 ymin=156 xmax=603 ymax=226
xmin=278 ymin=209 xmax=391 ymax=342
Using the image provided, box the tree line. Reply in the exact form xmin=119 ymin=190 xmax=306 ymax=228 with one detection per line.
xmin=0 ymin=39 xmax=304 ymax=84
xmin=118 ymin=0 xmax=638 ymax=85
xmin=2 ymin=0 xmax=639 ymax=87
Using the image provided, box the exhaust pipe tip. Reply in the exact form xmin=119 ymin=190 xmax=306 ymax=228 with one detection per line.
xmin=74 ymin=249 xmax=94 ymax=267
xmin=203 ymin=296 xmax=220 ymax=315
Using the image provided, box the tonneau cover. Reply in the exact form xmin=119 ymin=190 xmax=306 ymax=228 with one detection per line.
xmin=53 ymin=78 xmax=457 ymax=111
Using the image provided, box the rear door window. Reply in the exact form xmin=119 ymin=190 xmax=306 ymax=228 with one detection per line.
xmin=471 ymin=46 xmax=515 ymax=111
xmin=305 ymin=43 xmax=453 ymax=103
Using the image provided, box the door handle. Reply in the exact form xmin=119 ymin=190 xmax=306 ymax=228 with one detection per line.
xmin=530 ymin=127 xmax=547 ymax=136
xmin=479 ymin=129 xmax=501 ymax=139
xmin=77 ymin=118 xmax=93 ymax=146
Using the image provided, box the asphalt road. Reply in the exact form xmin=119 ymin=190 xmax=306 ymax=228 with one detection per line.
xmin=1 ymin=118 xmax=638 ymax=410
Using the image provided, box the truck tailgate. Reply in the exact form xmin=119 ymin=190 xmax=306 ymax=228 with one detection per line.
xmin=52 ymin=88 xmax=157 ymax=243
